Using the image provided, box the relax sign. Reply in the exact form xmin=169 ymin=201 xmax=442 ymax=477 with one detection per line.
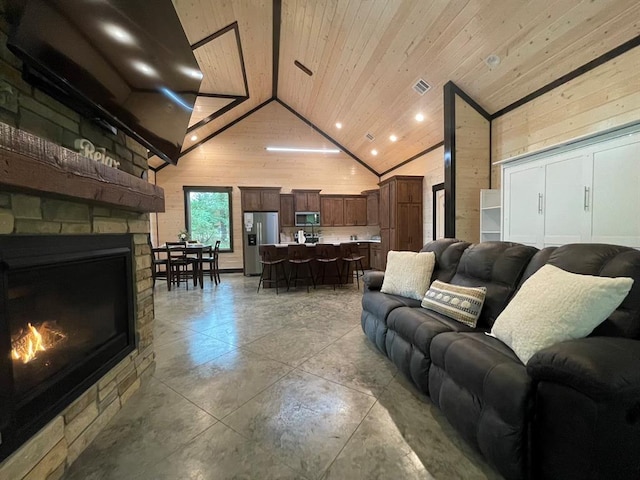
xmin=74 ymin=138 xmax=120 ymax=168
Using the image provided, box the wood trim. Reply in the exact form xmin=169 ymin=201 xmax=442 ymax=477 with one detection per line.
xmin=272 ymin=0 xmax=282 ymax=98
xmin=0 ymin=122 xmax=165 ymax=212
xmin=186 ymin=96 xmax=248 ymax=133
xmin=491 ymin=35 xmax=640 ymax=119
xmin=178 ymin=98 xmax=272 ymax=158
xmin=275 ymin=99 xmax=380 ymax=177
xmin=191 ymin=22 xmax=237 ymax=50
xmin=379 ymin=141 xmax=444 ymax=177
xmin=432 ymin=182 xmax=444 ymax=241
xmin=197 ymin=93 xmax=245 ymax=100
xmin=234 ymin=17 xmax=250 ymax=98
xmin=446 ymin=82 xmax=492 ymax=121
xmin=183 ymin=186 xmax=234 ymax=252
xmin=443 ymin=82 xmax=456 ymax=238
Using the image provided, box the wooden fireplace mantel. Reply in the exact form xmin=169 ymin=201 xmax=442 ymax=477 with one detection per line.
xmin=0 ymin=122 xmax=165 ymax=213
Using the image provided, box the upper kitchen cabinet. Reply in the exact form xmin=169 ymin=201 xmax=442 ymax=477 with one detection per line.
xmin=280 ymin=194 xmax=294 ymax=227
xmin=320 ymin=195 xmax=345 ymax=226
xmin=239 ymin=187 xmax=281 ymax=212
xmin=344 ymin=196 xmax=367 ymax=226
xmin=363 ymin=189 xmax=379 ymax=226
xmin=292 ymin=189 xmax=321 ymax=212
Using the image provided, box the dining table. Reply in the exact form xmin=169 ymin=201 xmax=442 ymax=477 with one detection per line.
xmin=164 ymin=243 xmax=211 ymax=289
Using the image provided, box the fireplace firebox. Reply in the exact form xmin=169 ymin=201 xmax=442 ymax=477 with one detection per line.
xmin=0 ymin=235 xmax=135 ymax=461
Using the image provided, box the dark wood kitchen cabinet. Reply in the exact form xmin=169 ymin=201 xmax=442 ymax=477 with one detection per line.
xmin=320 ymin=195 xmax=344 ymax=226
xmin=357 ymin=243 xmax=370 ymax=269
xmin=344 ymin=196 xmax=367 ymax=226
xmin=370 ymin=243 xmax=383 ymax=270
xmin=363 ymin=189 xmax=379 ymax=226
xmin=239 ymin=187 xmax=281 ymax=211
xmin=292 ymin=189 xmax=321 ymax=212
xmin=378 ymin=176 xmax=423 ymax=269
xmin=280 ymin=194 xmax=294 ymax=227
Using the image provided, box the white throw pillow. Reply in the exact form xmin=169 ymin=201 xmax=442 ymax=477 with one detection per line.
xmin=380 ymin=251 xmax=436 ymax=300
xmin=491 ymin=264 xmax=633 ymax=364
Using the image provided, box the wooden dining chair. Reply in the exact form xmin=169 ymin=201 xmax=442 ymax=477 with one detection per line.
xmin=151 ymin=247 xmax=169 ymax=288
xmin=200 ymin=240 xmax=221 ymax=285
xmin=166 ymin=241 xmax=197 ymax=289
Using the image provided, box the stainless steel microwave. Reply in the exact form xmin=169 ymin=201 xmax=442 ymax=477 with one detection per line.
xmin=295 ymin=212 xmax=320 ymax=227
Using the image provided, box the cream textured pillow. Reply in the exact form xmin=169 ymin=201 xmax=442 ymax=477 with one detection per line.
xmin=491 ymin=264 xmax=634 ymax=364
xmin=421 ymin=280 xmax=487 ymax=327
xmin=380 ymin=251 xmax=436 ymax=300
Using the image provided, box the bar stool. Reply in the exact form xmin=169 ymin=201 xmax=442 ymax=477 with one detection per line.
xmin=340 ymin=243 xmax=365 ymax=289
xmin=257 ymin=245 xmax=288 ymax=294
xmin=314 ymin=243 xmax=341 ymax=290
xmin=287 ymin=244 xmax=316 ymax=292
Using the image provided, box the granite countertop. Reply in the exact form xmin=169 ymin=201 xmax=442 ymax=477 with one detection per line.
xmin=271 ymin=240 xmax=381 ymax=247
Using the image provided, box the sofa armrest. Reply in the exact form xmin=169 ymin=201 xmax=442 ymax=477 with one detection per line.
xmin=363 ymin=271 xmax=385 ymax=291
xmin=527 ymin=337 xmax=640 ymax=399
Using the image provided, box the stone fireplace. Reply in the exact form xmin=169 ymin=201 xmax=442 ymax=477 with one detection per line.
xmin=0 ymin=126 xmax=163 ymax=479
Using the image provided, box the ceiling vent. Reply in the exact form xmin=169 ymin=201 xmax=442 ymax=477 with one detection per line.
xmin=412 ymin=78 xmax=431 ymax=95
xmin=365 ymin=132 xmax=375 ymax=142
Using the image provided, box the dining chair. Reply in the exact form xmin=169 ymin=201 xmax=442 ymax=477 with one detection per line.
xmin=339 ymin=243 xmax=365 ymax=289
xmin=166 ymin=241 xmax=197 ymax=289
xmin=314 ymin=243 xmax=341 ymax=290
xmin=151 ymin=247 xmax=169 ymax=288
xmin=257 ymin=245 xmax=288 ymax=294
xmin=200 ymin=240 xmax=221 ymax=285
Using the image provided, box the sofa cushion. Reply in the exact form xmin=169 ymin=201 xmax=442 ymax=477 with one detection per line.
xmin=421 ymin=239 xmax=471 ymax=283
xmin=450 ymin=241 xmax=538 ymax=329
xmin=381 ymin=250 xmax=435 ymax=300
xmin=429 ymin=332 xmax=533 ymax=480
xmin=491 ymin=264 xmax=633 ymax=364
xmin=421 ymin=280 xmax=486 ymax=327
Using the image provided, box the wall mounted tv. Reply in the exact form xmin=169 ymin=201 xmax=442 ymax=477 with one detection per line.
xmin=6 ymin=0 xmax=202 ymax=165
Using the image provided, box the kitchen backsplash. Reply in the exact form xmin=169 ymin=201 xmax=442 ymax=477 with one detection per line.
xmin=281 ymin=225 xmax=379 ymax=243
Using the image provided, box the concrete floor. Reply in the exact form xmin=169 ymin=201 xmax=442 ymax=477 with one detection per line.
xmin=63 ymin=274 xmax=501 ymax=480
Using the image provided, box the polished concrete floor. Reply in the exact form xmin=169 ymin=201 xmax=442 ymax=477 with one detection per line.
xmin=64 ymin=274 xmax=501 ymax=480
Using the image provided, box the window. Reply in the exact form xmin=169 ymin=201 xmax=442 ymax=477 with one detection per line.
xmin=184 ymin=186 xmax=233 ymax=251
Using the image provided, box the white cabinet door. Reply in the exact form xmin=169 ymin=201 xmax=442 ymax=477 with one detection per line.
xmin=502 ymin=164 xmax=544 ymax=247
xmin=543 ymin=154 xmax=592 ymax=247
xmin=590 ymin=140 xmax=640 ymax=247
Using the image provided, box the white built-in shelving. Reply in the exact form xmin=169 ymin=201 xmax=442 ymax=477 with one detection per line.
xmin=480 ymin=189 xmax=501 ymax=242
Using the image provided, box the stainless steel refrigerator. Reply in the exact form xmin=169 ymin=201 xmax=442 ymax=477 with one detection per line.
xmin=243 ymin=212 xmax=279 ymax=275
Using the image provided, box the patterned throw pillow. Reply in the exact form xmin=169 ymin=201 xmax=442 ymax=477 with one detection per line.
xmin=421 ymin=280 xmax=487 ymax=327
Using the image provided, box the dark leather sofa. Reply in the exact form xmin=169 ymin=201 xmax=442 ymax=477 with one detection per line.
xmin=361 ymin=239 xmax=640 ymax=480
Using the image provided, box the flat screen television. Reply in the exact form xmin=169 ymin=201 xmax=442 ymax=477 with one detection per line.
xmin=6 ymin=0 xmax=201 ymax=164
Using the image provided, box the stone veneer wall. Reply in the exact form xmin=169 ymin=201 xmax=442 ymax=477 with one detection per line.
xmin=0 ymin=9 xmax=156 ymax=480
xmin=0 ymin=198 xmax=156 ymax=480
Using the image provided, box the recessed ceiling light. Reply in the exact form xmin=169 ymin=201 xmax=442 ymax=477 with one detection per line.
xmin=190 ymin=134 xmax=198 ymax=141
xmin=389 ymin=134 xmax=397 ymax=142
xmin=415 ymin=113 xmax=425 ymax=122
xmin=266 ymin=146 xmax=340 ymax=153
xmin=103 ymin=23 xmax=135 ymax=45
xmin=485 ymin=54 xmax=501 ymax=68
xmin=371 ymin=149 xmax=378 ymax=156
xmin=131 ymin=60 xmax=157 ymax=77
xmin=335 ymin=122 xmax=342 ymax=129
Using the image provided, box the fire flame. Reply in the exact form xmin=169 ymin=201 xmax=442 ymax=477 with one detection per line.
xmin=11 ymin=322 xmax=65 ymax=364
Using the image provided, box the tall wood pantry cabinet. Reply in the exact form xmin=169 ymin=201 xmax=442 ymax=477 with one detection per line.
xmin=377 ymin=175 xmax=423 ymax=269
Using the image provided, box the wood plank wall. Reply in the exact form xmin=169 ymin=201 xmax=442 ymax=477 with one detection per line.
xmin=454 ymin=96 xmax=490 ymax=243
xmin=381 ymin=146 xmax=443 ymax=243
xmin=154 ymin=102 xmax=379 ymax=269
xmin=492 ymin=47 xmax=640 ymax=188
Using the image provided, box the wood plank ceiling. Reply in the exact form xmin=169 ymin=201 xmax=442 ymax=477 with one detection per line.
xmin=153 ymin=0 xmax=640 ymax=173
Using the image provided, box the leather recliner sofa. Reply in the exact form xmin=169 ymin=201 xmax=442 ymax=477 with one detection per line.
xmin=361 ymin=239 xmax=640 ymax=480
